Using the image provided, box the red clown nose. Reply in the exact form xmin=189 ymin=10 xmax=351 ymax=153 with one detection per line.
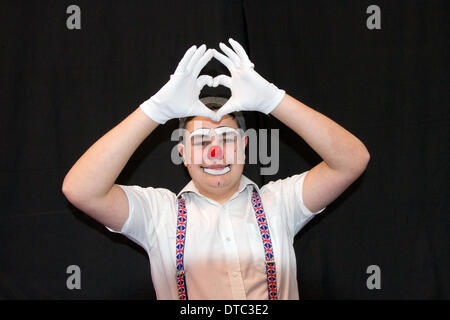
xmin=207 ymin=145 xmax=223 ymax=160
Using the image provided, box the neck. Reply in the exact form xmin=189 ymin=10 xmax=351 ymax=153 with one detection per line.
xmin=195 ymin=181 xmax=240 ymax=204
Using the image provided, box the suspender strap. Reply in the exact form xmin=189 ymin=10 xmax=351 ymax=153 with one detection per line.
xmin=175 ymin=190 xmax=278 ymax=300
xmin=251 ymin=190 xmax=278 ymax=300
xmin=176 ymin=197 xmax=188 ymax=300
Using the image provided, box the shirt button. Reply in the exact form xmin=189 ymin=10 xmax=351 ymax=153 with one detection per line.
xmin=226 ymin=237 xmax=231 ymax=242
xmin=232 ymin=272 xmax=239 ymax=278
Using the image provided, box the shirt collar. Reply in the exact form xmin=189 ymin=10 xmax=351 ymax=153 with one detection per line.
xmin=177 ymin=174 xmax=260 ymax=200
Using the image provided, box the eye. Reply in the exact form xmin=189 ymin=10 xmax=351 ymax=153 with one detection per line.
xmin=191 ymin=134 xmax=206 ymax=143
xmin=192 ymin=138 xmax=211 ymax=146
xmin=223 ymin=134 xmax=237 ymax=143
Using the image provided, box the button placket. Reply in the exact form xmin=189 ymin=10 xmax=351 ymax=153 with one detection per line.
xmin=222 ymin=204 xmax=246 ymax=299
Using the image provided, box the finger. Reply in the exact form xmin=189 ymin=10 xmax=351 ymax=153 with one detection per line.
xmin=192 ymin=49 xmax=214 ymax=77
xmin=174 ymin=45 xmax=197 ymax=74
xmin=219 ymin=42 xmax=241 ymax=66
xmin=197 ymin=75 xmax=214 ymax=88
xmin=192 ymin=102 xmax=220 ymax=121
xmin=212 ymin=49 xmax=234 ymax=71
xmin=186 ymin=44 xmax=206 ymax=73
xmin=228 ymin=38 xmax=251 ymax=63
xmin=213 ymin=75 xmax=232 ymax=88
xmin=216 ymin=100 xmax=239 ymax=119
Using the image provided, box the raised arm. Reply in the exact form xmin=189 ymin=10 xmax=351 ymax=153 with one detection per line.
xmin=62 ymin=45 xmax=216 ymax=231
xmin=62 ymin=108 xmax=159 ymax=231
xmin=213 ymin=38 xmax=369 ymax=213
xmin=270 ymin=94 xmax=369 ymax=213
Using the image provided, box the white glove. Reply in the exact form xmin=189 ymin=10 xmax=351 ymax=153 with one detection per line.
xmin=140 ymin=44 xmax=218 ymax=124
xmin=212 ymin=38 xmax=285 ymax=119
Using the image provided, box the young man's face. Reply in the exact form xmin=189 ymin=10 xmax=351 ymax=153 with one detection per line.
xmin=178 ymin=114 xmax=247 ymax=194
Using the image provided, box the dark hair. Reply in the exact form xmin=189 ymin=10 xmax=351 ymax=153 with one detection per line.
xmin=179 ymin=97 xmax=246 ymax=132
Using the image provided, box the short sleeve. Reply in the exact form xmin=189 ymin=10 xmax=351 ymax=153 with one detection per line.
xmin=262 ymin=171 xmax=326 ymax=237
xmin=105 ymin=185 xmax=176 ymax=252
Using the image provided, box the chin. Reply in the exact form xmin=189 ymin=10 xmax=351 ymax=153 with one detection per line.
xmin=189 ymin=164 xmax=243 ymax=189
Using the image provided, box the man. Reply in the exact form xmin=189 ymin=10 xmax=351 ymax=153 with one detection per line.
xmin=62 ymin=39 xmax=370 ymax=300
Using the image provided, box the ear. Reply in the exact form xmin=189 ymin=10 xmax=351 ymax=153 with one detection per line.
xmin=177 ymin=143 xmax=187 ymax=167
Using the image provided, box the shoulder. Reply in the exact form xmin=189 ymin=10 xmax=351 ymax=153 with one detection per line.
xmin=260 ymin=171 xmax=308 ymax=195
xmin=118 ymin=184 xmax=178 ymax=206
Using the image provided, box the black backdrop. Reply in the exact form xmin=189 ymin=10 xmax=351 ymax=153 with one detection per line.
xmin=0 ymin=0 xmax=448 ymax=299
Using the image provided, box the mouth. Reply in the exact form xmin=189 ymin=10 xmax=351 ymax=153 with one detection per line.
xmin=201 ymin=164 xmax=231 ymax=176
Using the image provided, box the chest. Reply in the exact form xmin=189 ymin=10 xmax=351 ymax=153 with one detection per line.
xmin=177 ymin=192 xmax=285 ymax=266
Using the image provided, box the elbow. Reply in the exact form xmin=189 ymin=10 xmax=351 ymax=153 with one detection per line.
xmin=360 ymin=144 xmax=370 ymax=167
xmin=353 ymin=146 xmax=370 ymax=175
xmin=61 ymin=178 xmax=90 ymax=213
xmin=62 ymin=174 xmax=108 ymax=211
xmin=332 ymin=143 xmax=370 ymax=180
xmin=61 ymin=176 xmax=74 ymax=202
xmin=61 ymin=175 xmax=82 ymax=206
xmin=341 ymin=143 xmax=370 ymax=178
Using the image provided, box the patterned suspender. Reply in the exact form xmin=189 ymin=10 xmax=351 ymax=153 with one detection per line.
xmin=176 ymin=189 xmax=278 ymax=300
xmin=251 ymin=190 xmax=278 ymax=300
xmin=175 ymin=196 xmax=188 ymax=300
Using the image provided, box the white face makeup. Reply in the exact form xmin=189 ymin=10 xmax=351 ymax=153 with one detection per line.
xmin=180 ymin=114 xmax=247 ymax=197
xmin=202 ymin=166 xmax=231 ymax=175
xmin=188 ymin=126 xmax=239 ymax=147
xmin=186 ymin=126 xmax=242 ymax=175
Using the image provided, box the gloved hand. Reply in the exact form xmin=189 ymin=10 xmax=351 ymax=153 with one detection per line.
xmin=212 ymin=38 xmax=285 ymax=119
xmin=140 ymin=44 xmax=218 ymax=124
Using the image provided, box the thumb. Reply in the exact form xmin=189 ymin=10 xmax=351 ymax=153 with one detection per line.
xmin=216 ymin=99 xmax=239 ymax=120
xmin=190 ymin=100 xmax=220 ymax=122
xmin=213 ymin=75 xmax=232 ymax=88
xmin=197 ymin=75 xmax=214 ymax=89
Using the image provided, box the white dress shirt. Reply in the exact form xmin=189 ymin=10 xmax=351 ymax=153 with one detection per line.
xmin=106 ymin=171 xmax=325 ymax=300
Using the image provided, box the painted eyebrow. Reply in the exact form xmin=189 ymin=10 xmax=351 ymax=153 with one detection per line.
xmin=191 ymin=134 xmax=211 ymax=138
xmin=188 ymin=126 xmax=238 ymax=139
xmin=192 ymin=126 xmax=229 ymax=130
xmin=189 ymin=126 xmax=233 ymax=134
xmin=191 ymin=133 xmax=232 ymax=138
